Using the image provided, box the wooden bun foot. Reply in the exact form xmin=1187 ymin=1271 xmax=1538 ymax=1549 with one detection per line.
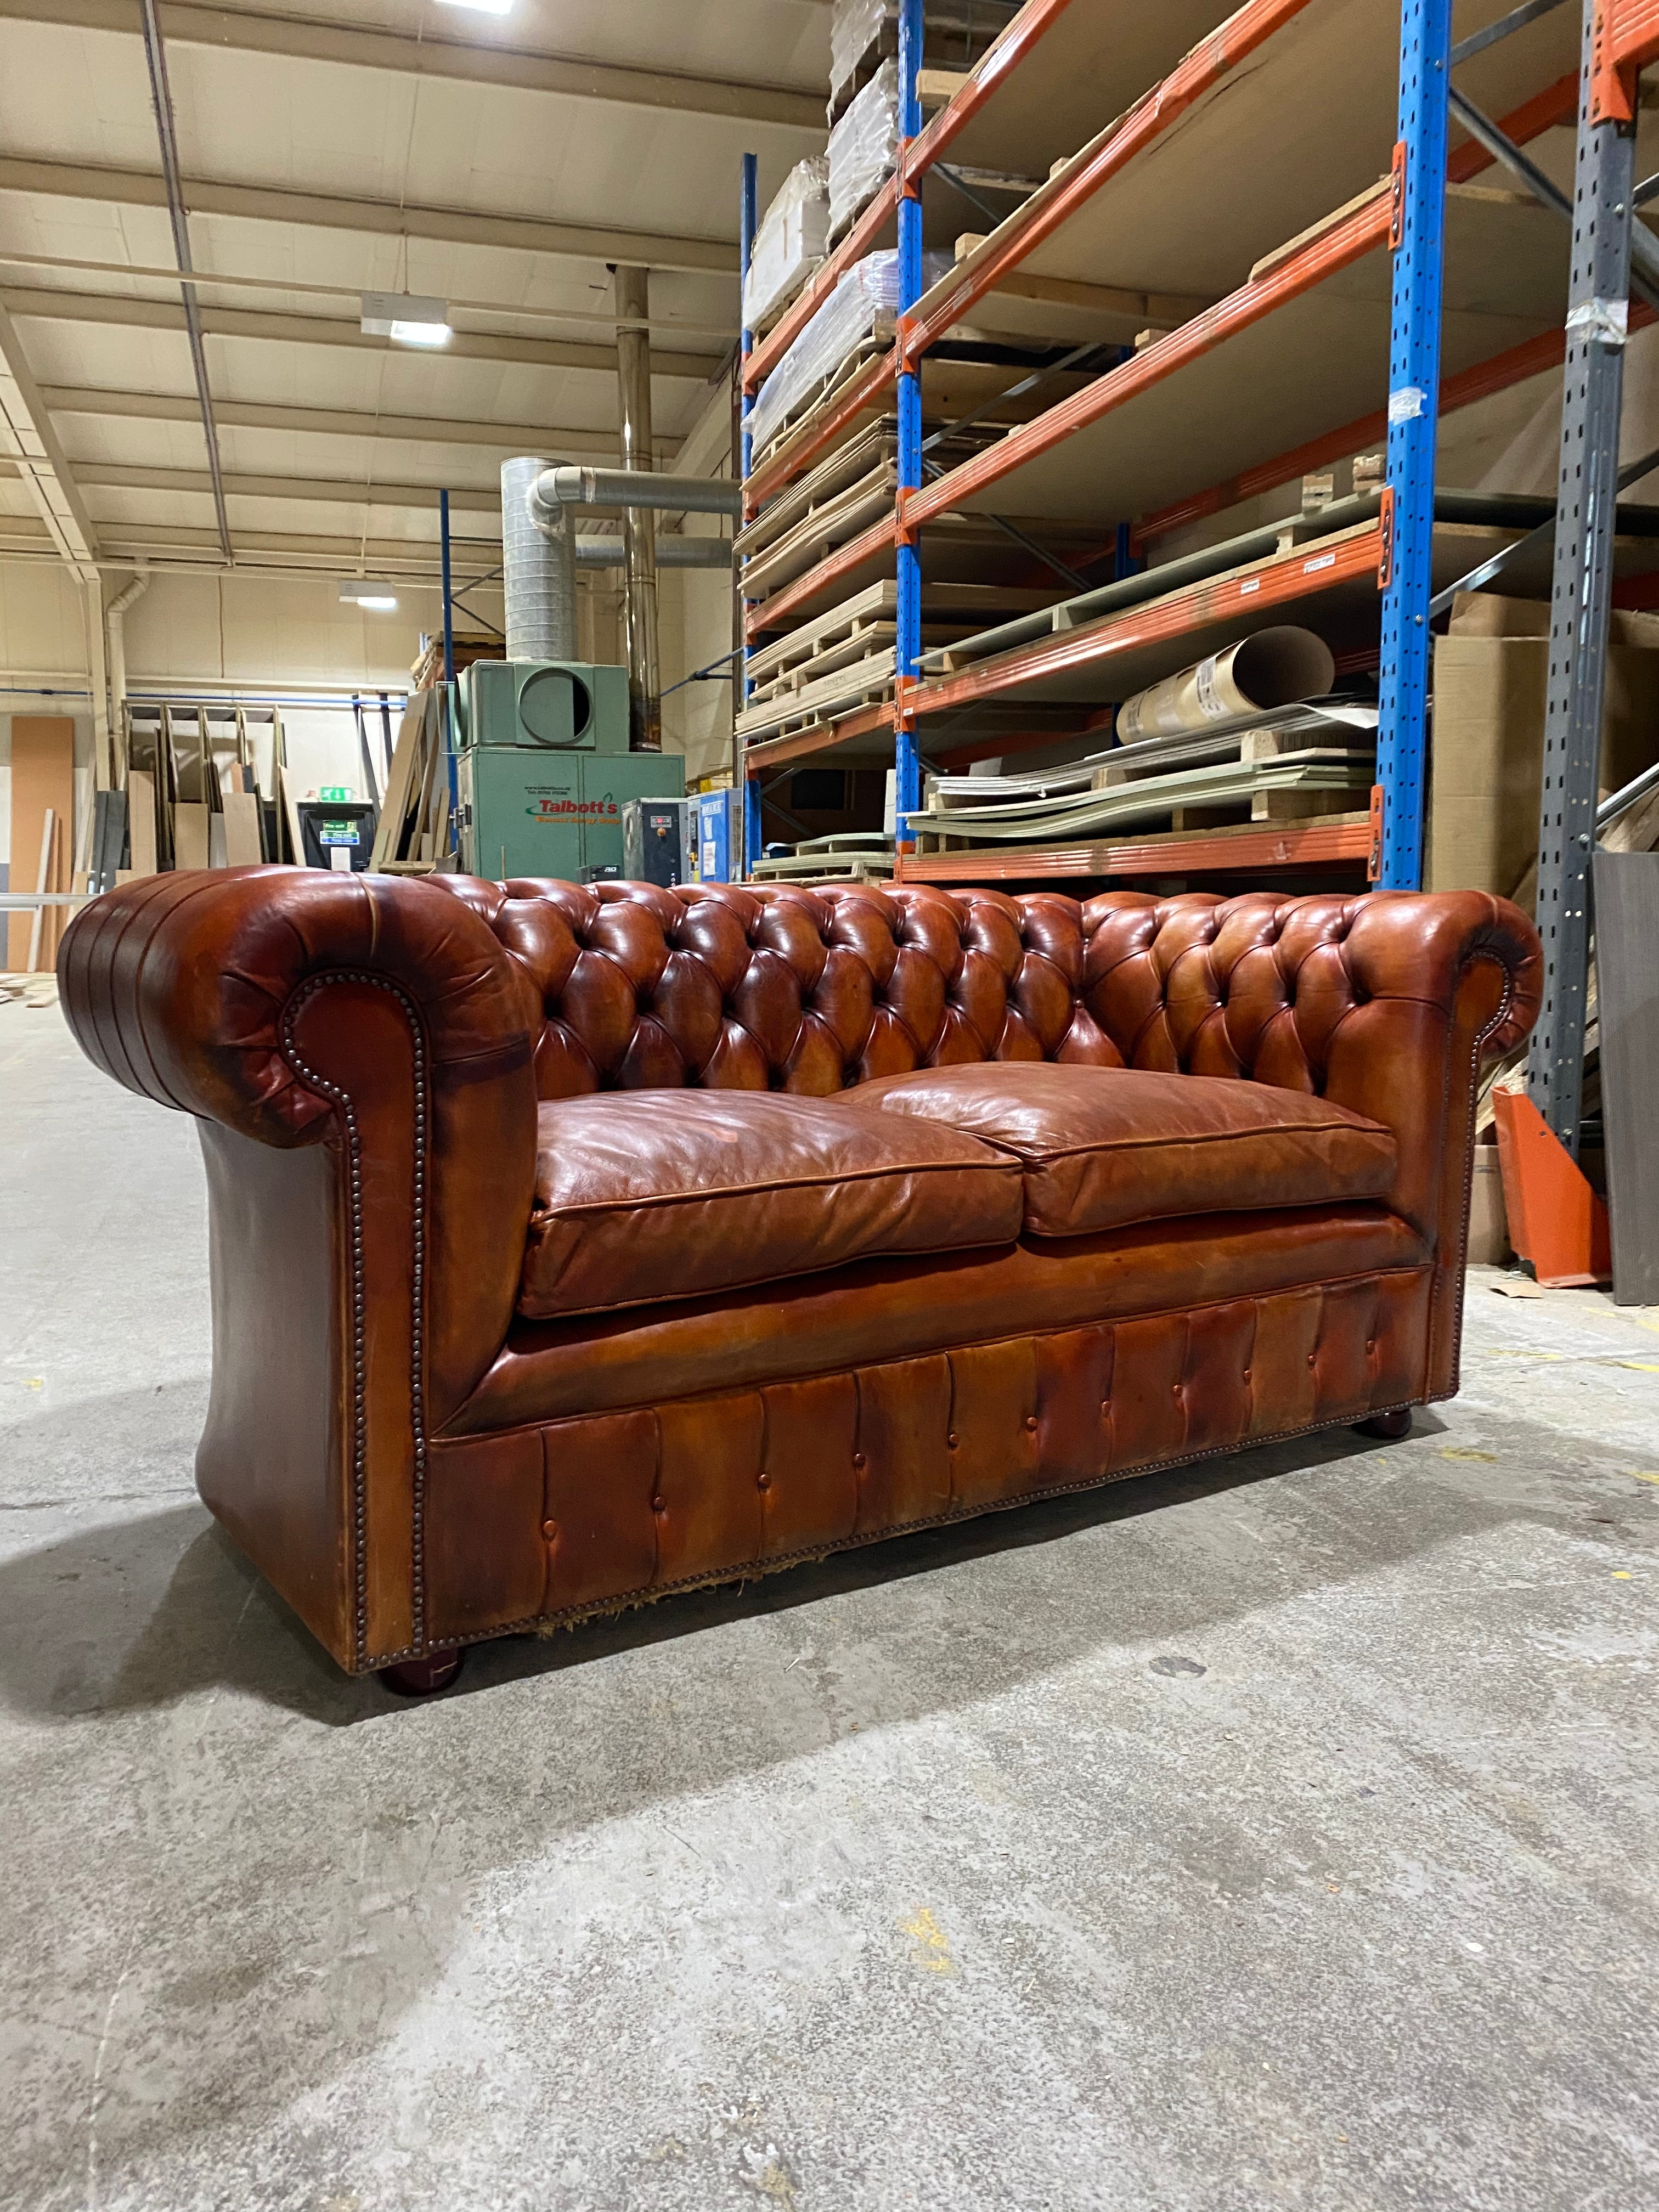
xmin=377 ymin=1649 xmax=464 ymax=1696
xmin=1354 ymin=1407 xmax=1413 ymax=1441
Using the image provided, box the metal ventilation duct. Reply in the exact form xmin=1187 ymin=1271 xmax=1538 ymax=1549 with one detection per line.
xmin=501 ymin=454 xmax=577 ymax=663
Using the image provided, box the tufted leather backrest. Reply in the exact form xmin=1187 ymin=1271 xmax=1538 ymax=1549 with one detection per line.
xmin=427 ymin=876 xmax=1442 ymax=1103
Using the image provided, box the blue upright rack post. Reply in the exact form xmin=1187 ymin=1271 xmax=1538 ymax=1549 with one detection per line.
xmin=893 ymin=0 xmax=924 ymax=845
xmin=740 ymin=151 xmax=762 ymax=879
xmin=1374 ymin=0 xmax=1452 ymax=889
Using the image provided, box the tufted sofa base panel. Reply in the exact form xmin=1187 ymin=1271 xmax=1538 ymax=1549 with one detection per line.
xmin=425 ymin=1266 xmax=1434 ymax=1649
xmin=455 ymin=1204 xmax=1427 ymax=1435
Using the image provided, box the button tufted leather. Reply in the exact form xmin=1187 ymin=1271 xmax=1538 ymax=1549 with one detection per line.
xmin=427 ymin=880 xmax=1541 ymax=1113
xmin=56 ymin=867 xmax=1542 ymax=1678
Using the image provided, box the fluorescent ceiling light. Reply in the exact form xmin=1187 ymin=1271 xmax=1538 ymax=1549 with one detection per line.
xmin=339 ymin=580 xmax=398 ymax=610
xmin=436 ymin=0 xmax=513 ymax=13
xmin=360 ymin=290 xmax=451 ymax=347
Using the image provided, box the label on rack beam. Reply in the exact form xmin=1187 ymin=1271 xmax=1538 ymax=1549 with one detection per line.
xmin=1387 ymin=385 xmax=1425 ymax=424
xmin=1239 ymin=578 xmax=1261 ymax=596
xmin=1303 ymin=552 xmax=1336 ymax=575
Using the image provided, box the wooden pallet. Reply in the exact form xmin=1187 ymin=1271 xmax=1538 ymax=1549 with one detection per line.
xmin=741 ymin=459 xmax=898 ymax=602
xmin=747 ymin=619 xmax=898 ymax=704
xmin=736 ymin=422 xmax=898 ymax=560
xmin=737 ymin=645 xmax=899 ymax=741
xmin=744 ymin=576 xmax=1063 ymax=692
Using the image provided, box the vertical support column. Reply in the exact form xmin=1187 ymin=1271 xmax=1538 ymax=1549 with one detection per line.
xmin=1374 ymin=0 xmax=1451 ymax=890
xmin=82 ymin=568 xmax=111 ymax=795
xmin=893 ymin=0 xmax=925 ymax=848
xmin=439 ymin=486 xmax=455 ymax=685
xmin=740 ymin=151 xmax=761 ymax=878
xmin=1528 ymin=0 xmax=1635 ymax=1153
xmin=614 ymin=264 xmax=662 ymax=752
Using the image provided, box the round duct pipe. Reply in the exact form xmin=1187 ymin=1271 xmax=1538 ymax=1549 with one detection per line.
xmin=533 ymin=465 xmax=743 ymax=518
xmin=574 ymin=536 xmax=732 ymax=568
xmin=501 ymin=454 xmax=577 ymax=662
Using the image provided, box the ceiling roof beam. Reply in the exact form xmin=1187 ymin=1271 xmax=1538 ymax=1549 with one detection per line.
xmin=135 ymin=0 xmax=232 ymax=560
xmin=0 ymin=511 xmax=509 ymax=575
xmin=38 ymin=383 xmax=673 ymax=455
xmin=0 ymin=455 xmax=501 ymax=509
xmin=0 ymin=245 xmax=734 ymax=341
xmin=2 ymin=285 xmax=723 ymax=380
xmin=0 ymin=0 xmax=823 ymax=131
xmin=0 ymin=293 xmax=98 ymax=574
xmin=0 ymin=155 xmax=738 ymax=278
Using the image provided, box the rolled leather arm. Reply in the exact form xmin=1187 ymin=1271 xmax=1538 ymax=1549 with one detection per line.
xmin=60 ymin=867 xmax=541 ymax=1437
xmin=1099 ymin=885 xmax=1540 ymax=1400
xmin=1087 ymin=884 xmax=1540 ymax=1250
xmin=58 ymin=866 xmax=537 ymax=1144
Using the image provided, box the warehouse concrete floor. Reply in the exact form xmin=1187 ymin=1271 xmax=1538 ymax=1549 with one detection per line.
xmin=3 ymin=997 xmax=1658 ymax=2212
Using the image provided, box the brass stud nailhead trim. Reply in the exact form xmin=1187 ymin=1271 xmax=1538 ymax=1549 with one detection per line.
xmin=282 ymin=969 xmax=430 ymax=1674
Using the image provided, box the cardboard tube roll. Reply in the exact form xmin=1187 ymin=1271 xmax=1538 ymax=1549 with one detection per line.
xmin=1115 ymin=628 xmax=1336 ymax=743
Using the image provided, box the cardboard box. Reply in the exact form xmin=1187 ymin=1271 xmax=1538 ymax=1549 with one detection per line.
xmin=1429 ymin=597 xmax=1659 ymax=895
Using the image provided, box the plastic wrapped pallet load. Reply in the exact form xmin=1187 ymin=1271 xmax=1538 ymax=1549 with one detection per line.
xmin=748 ymin=247 xmax=951 ymax=459
xmin=828 ymin=60 xmax=901 ymax=236
xmin=1114 ymin=628 xmax=1336 ymax=742
xmin=828 ymin=0 xmax=1021 ymax=111
xmin=743 ymin=157 xmax=831 ymax=332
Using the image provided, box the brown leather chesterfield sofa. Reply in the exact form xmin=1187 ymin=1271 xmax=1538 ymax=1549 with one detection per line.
xmin=59 ymin=870 xmax=1540 ymax=1692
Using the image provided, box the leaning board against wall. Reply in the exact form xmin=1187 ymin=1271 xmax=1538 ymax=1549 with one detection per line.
xmin=5 ymin=716 xmax=74 ymax=972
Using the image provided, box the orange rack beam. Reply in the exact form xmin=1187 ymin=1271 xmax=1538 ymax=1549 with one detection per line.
xmin=1133 ymin=71 xmax=1583 ymax=549
xmin=1593 ymin=0 xmax=1659 ymax=122
xmin=899 ymin=0 xmax=1317 ymax=366
xmin=895 ymin=816 xmax=1373 ymax=883
xmin=744 ymin=701 xmax=895 ymax=773
xmin=910 ymin=518 xmax=1383 ymax=719
xmin=744 ymin=511 xmax=896 ymax=641
xmin=901 ymin=189 xmax=1389 ymax=537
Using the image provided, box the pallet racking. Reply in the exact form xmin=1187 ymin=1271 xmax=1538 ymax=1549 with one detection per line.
xmin=735 ymin=0 xmax=1656 ymax=1150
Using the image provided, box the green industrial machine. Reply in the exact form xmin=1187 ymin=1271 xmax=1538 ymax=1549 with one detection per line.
xmin=453 ymin=657 xmax=683 ymax=881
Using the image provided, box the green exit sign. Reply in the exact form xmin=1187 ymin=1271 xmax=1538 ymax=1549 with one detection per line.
xmin=319 ymin=785 xmax=352 ymax=800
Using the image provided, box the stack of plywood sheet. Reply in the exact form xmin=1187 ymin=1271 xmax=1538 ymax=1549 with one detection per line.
xmin=5 ymin=716 xmax=75 ymax=973
xmin=123 ymin=702 xmax=287 ymax=873
xmin=370 ymin=689 xmax=455 ymax=871
xmin=907 ymin=699 xmax=1376 ymax=850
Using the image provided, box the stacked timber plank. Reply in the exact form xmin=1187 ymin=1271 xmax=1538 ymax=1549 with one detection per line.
xmin=370 ymin=690 xmax=456 ymax=871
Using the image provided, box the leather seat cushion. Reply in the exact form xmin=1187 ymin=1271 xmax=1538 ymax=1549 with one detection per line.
xmin=845 ymin=1063 xmax=1397 ymax=1236
xmin=520 ymin=1091 xmax=1023 ymax=1319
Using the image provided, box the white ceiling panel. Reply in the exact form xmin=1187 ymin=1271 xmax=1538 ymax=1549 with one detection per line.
xmin=270 ymin=0 xmax=834 ymax=91
xmin=2 ymin=303 xmax=197 ymax=390
xmin=2 ymin=0 xmax=817 ymax=570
